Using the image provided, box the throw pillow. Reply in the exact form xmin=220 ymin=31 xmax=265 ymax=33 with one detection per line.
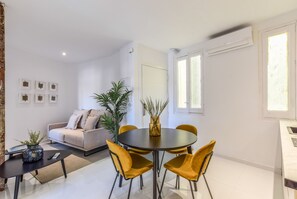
xmin=89 ymin=109 xmax=106 ymax=128
xmin=83 ymin=116 xmax=100 ymax=131
xmin=74 ymin=109 xmax=90 ymax=129
xmin=65 ymin=113 xmax=83 ymax=129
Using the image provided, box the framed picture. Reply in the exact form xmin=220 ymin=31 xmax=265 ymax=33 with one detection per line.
xmin=19 ymin=79 xmax=31 ymax=90
xmin=49 ymin=94 xmax=58 ymax=103
xmin=35 ymin=94 xmax=45 ymax=103
xmin=48 ymin=82 xmax=58 ymax=92
xmin=19 ymin=93 xmax=30 ymax=103
xmin=35 ymin=81 xmax=46 ymax=91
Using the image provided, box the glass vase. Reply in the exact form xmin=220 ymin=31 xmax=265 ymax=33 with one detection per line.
xmin=149 ymin=116 xmax=161 ymax=137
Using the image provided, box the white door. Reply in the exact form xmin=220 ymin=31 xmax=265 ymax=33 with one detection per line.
xmin=141 ymin=65 xmax=168 ymax=127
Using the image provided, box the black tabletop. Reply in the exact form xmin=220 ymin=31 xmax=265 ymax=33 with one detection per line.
xmin=118 ymin=128 xmax=197 ymax=151
xmin=0 ymin=150 xmax=71 ymax=178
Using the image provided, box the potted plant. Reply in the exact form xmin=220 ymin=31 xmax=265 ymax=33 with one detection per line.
xmin=141 ymin=97 xmax=169 ymax=136
xmin=18 ymin=130 xmax=44 ymax=163
xmin=93 ymin=80 xmax=132 ymax=143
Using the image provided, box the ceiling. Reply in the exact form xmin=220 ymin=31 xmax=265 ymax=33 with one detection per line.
xmin=2 ymin=0 xmax=297 ymax=64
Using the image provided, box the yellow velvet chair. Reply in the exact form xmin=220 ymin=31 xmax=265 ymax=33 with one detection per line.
xmin=159 ymin=124 xmax=198 ymax=179
xmin=119 ymin=125 xmax=152 ymax=155
xmin=159 ymin=140 xmax=216 ymax=199
xmin=106 ymin=140 xmax=153 ymax=199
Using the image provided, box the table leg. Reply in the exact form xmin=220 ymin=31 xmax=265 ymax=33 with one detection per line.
xmin=61 ymin=159 xmax=67 ymax=178
xmin=187 ymin=146 xmax=192 ymax=154
xmin=153 ymin=150 xmax=158 ymax=199
xmin=14 ymin=175 xmax=21 ymax=199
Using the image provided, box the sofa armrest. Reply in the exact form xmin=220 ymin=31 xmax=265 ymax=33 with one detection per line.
xmin=48 ymin=122 xmax=68 ymax=132
xmin=83 ymin=127 xmax=112 ymax=150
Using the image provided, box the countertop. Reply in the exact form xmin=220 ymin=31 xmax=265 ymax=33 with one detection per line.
xmin=280 ymin=120 xmax=297 ymax=190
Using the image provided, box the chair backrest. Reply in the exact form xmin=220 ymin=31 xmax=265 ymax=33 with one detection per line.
xmin=191 ymin=140 xmax=216 ymax=180
xmin=119 ymin=125 xmax=138 ymax=135
xmin=176 ymin=124 xmax=198 ymax=136
xmin=106 ymin=139 xmax=132 ymax=177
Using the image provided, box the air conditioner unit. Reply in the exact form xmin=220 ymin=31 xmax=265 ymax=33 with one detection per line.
xmin=206 ymin=26 xmax=253 ymax=56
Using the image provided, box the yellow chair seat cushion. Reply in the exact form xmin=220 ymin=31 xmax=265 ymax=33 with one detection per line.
xmin=164 ymin=154 xmax=198 ymax=181
xmin=125 ymin=153 xmax=153 ymax=179
xmin=128 ymin=147 xmax=152 ymax=155
xmin=166 ymin=147 xmax=188 ymax=154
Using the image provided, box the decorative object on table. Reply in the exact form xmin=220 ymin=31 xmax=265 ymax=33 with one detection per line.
xmin=19 ymin=78 xmax=31 ymax=90
xmin=141 ymin=97 xmax=169 ymax=136
xmin=18 ymin=130 xmax=45 ymax=163
xmin=49 ymin=94 xmax=58 ymax=103
xmin=35 ymin=94 xmax=45 ymax=103
xmin=35 ymin=81 xmax=46 ymax=91
xmin=18 ymin=93 xmax=30 ymax=104
xmin=93 ymin=80 xmax=132 ymax=143
xmin=48 ymin=82 xmax=58 ymax=92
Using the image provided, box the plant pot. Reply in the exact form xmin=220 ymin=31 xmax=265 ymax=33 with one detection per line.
xmin=22 ymin=145 xmax=44 ymax=163
xmin=149 ymin=116 xmax=161 ymax=137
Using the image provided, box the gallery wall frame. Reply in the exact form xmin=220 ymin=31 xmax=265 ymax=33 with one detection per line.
xmin=35 ymin=94 xmax=45 ymax=104
xmin=48 ymin=82 xmax=58 ymax=92
xmin=19 ymin=79 xmax=31 ymax=90
xmin=18 ymin=93 xmax=30 ymax=104
xmin=35 ymin=81 xmax=46 ymax=91
xmin=49 ymin=94 xmax=58 ymax=103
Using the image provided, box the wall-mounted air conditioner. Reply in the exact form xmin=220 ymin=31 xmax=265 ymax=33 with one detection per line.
xmin=206 ymin=26 xmax=253 ymax=56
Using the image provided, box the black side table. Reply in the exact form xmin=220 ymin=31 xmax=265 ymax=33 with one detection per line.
xmin=0 ymin=150 xmax=71 ymax=199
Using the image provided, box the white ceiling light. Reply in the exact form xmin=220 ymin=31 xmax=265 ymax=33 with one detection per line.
xmin=62 ymin=52 xmax=67 ymax=56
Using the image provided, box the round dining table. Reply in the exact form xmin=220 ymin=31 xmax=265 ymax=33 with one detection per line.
xmin=118 ymin=128 xmax=197 ymax=199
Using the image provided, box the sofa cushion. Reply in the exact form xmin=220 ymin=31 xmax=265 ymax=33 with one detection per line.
xmin=64 ymin=129 xmax=84 ymax=148
xmin=74 ymin=109 xmax=90 ymax=129
xmin=89 ymin=109 xmax=106 ymax=128
xmin=83 ymin=116 xmax=100 ymax=131
xmin=48 ymin=128 xmax=66 ymax=142
xmin=66 ymin=113 xmax=82 ymax=129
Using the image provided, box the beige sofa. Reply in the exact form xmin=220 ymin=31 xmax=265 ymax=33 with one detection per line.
xmin=48 ymin=109 xmax=112 ymax=156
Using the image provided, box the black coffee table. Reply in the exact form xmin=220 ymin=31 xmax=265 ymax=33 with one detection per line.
xmin=118 ymin=128 xmax=197 ymax=199
xmin=0 ymin=150 xmax=71 ymax=199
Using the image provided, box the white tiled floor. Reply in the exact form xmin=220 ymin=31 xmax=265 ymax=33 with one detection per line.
xmin=0 ymin=154 xmax=283 ymax=199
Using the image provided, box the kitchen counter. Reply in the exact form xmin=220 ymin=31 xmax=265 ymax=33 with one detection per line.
xmin=280 ymin=120 xmax=297 ymax=199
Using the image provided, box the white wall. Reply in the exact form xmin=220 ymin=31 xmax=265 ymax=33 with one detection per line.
xmin=76 ymin=52 xmax=121 ymax=109
xmin=5 ymin=47 xmax=77 ymax=148
xmin=168 ymin=11 xmax=297 ymax=170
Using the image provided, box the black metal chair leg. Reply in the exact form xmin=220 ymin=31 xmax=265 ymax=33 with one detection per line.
xmin=4 ymin=178 xmax=7 ymax=184
xmin=35 ymin=170 xmax=38 ymax=175
xmin=175 ymin=175 xmax=180 ymax=189
xmin=203 ymin=174 xmax=213 ymax=199
xmin=194 ymin=181 xmax=197 ymax=192
xmin=158 ymin=151 xmax=165 ymax=176
xmin=189 ymin=180 xmax=195 ymax=199
xmin=159 ymin=169 xmax=167 ymax=199
xmin=109 ymin=172 xmax=119 ymax=199
xmin=119 ymin=175 xmax=123 ymax=187
xmin=140 ymin=175 xmax=143 ymax=190
xmin=127 ymin=178 xmax=133 ymax=199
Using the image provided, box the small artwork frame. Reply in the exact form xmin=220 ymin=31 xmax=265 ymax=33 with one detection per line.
xmin=49 ymin=94 xmax=58 ymax=104
xmin=35 ymin=94 xmax=45 ymax=104
xmin=19 ymin=79 xmax=31 ymax=90
xmin=35 ymin=81 xmax=46 ymax=91
xmin=48 ymin=82 xmax=58 ymax=92
xmin=18 ymin=93 xmax=30 ymax=104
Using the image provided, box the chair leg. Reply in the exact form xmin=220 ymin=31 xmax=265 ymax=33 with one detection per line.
xmin=203 ymin=174 xmax=213 ymax=199
xmin=175 ymin=175 xmax=180 ymax=189
xmin=35 ymin=170 xmax=38 ymax=175
xmin=159 ymin=169 xmax=167 ymax=199
xmin=158 ymin=151 xmax=165 ymax=176
xmin=188 ymin=180 xmax=195 ymax=199
xmin=127 ymin=178 xmax=133 ymax=199
xmin=109 ymin=172 xmax=119 ymax=199
xmin=194 ymin=181 xmax=197 ymax=192
xmin=140 ymin=175 xmax=143 ymax=190
xmin=4 ymin=178 xmax=7 ymax=184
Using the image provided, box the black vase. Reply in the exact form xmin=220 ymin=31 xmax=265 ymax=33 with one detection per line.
xmin=22 ymin=145 xmax=44 ymax=163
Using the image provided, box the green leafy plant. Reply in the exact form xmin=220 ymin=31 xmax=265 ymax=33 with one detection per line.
xmin=93 ymin=80 xmax=132 ymax=143
xmin=141 ymin=97 xmax=169 ymax=120
xmin=18 ymin=130 xmax=44 ymax=146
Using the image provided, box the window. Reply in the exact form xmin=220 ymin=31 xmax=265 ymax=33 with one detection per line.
xmin=175 ymin=53 xmax=203 ymax=113
xmin=262 ymin=24 xmax=296 ymax=118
